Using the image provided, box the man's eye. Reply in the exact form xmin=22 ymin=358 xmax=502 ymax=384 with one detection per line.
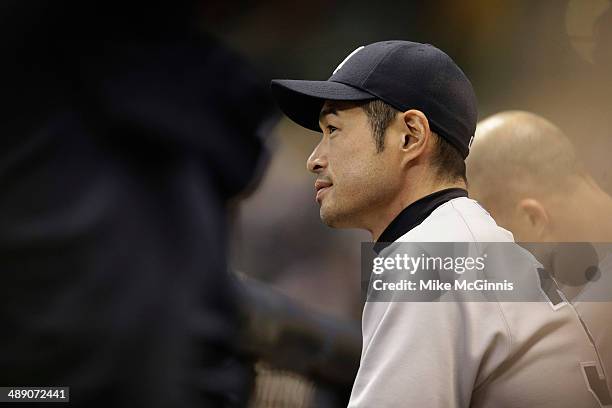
xmin=327 ymin=125 xmax=338 ymax=134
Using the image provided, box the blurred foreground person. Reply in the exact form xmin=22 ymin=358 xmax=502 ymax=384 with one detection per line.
xmin=0 ymin=1 xmax=276 ymax=407
xmin=467 ymin=110 xmax=612 ymax=407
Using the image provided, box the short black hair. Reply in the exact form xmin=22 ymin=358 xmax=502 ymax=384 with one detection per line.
xmin=429 ymin=131 xmax=467 ymax=183
xmin=361 ymin=99 xmax=466 ymax=183
xmin=361 ymin=99 xmax=396 ymax=153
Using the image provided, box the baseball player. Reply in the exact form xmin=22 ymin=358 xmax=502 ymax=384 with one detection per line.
xmin=467 ymin=111 xmax=612 ymax=244
xmin=270 ymin=41 xmax=612 ymax=407
xmin=467 ymin=110 xmax=612 ymax=403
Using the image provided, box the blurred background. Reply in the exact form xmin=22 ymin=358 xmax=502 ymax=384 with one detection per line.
xmin=1 ymin=1 xmax=610 ymax=407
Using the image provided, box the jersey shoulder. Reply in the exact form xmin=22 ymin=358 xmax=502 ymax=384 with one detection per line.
xmin=397 ymin=197 xmax=514 ymax=243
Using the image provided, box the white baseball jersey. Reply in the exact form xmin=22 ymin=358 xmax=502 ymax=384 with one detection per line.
xmin=349 ymin=193 xmax=612 ymax=407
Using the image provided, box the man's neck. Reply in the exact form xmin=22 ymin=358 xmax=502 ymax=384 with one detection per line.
xmin=568 ymin=185 xmax=612 ymax=241
xmin=369 ymin=181 xmax=466 ymax=241
xmin=549 ymin=180 xmax=612 ymax=242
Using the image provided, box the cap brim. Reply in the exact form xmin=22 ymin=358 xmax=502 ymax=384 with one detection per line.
xmin=270 ymin=79 xmax=375 ymax=132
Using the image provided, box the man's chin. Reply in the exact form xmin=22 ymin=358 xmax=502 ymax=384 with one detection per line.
xmin=320 ymin=205 xmax=351 ymax=228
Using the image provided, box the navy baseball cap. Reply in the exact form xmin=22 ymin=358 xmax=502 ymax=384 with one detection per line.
xmin=270 ymin=40 xmax=478 ymax=158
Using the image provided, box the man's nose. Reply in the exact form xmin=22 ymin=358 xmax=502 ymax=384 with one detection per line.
xmin=307 ymin=142 xmax=328 ymax=174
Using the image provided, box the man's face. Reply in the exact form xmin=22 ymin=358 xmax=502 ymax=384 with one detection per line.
xmin=307 ymin=100 xmax=402 ymax=229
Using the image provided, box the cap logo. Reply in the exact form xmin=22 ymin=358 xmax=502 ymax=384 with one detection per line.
xmin=333 ymin=46 xmax=365 ymax=75
xmin=468 ymin=134 xmax=475 ymax=148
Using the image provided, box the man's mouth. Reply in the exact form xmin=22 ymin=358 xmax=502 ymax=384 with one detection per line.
xmin=314 ymin=179 xmax=333 ymax=203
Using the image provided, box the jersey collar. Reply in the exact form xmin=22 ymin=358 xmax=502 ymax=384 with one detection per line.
xmin=373 ymin=188 xmax=468 ymax=254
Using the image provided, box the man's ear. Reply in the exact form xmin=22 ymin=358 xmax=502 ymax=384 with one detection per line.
xmin=400 ymin=110 xmax=431 ymax=166
xmin=516 ymin=198 xmax=550 ymax=239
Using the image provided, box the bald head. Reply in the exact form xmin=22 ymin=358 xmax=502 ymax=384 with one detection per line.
xmin=467 ymin=111 xmax=582 ymax=205
xmin=466 ymin=111 xmax=590 ymax=241
xmin=467 ymin=111 xmax=612 ymax=242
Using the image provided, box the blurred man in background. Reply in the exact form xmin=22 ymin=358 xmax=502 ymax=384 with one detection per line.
xmin=467 ymin=111 xmax=612 ymax=243
xmin=0 ymin=1 xmax=277 ymax=406
xmin=467 ymin=110 xmax=612 ymax=407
